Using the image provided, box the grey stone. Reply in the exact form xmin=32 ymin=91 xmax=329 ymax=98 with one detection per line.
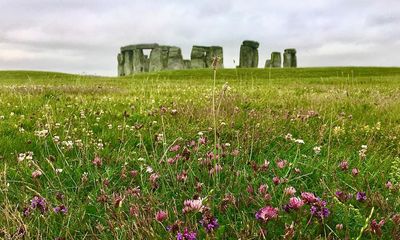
xmin=264 ymin=59 xmax=271 ymax=68
xmin=270 ymin=52 xmax=281 ymax=68
xmin=117 ymin=53 xmax=125 ymax=76
xmin=121 ymin=43 xmax=159 ymax=51
xmin=149 ymin=46 xmax=169 ymax=72
xmin=242 ymin=40 xmax=260 ymax=48
xmin=190 ymin=46 xmax=207 ymax=69
xmin=132 ymin=49 xmax=145 ymax=72
xmin=183 ymin=60 xmax=191 ymax=69
xmin=123 ymin=50 xmax=133 ymax=75
xmin=206 ymin=46 xmax=223 ymax=68
xmin=167 ymin=47 xmax=184 ymax=70
xmin=239 ymin=40 xmax=259 ymax=68
xmin=283 ymin=48 xmax=297 ymax=68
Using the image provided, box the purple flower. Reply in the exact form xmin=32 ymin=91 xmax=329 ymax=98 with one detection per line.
xmin=30 ymin=196 xmax=47 ymax=214
xmin=53 ymin=205 xmax=68 ymax=214
xmin=309 ymin=199 xmax=330 ymax=220
xmin=356 ymin=192 xmax=367 ymax=202
xmin=177 ymin=228 xmax=197 ymax=240
xmin=200 ymin=215 xmax=219 ymax=232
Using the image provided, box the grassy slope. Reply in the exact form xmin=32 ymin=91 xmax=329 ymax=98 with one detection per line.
xmin=0 ymin=67 xmax=400 ymax=239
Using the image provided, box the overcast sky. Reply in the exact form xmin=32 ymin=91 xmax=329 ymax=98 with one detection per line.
xmin=0 ymin=0 xmax=399 ymax=76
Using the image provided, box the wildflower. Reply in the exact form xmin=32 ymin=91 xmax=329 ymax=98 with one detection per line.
xmin=30 ymin=196 xmax=47 ymax=214
xmin=177 ymin=228 xmax=197 ymax=240
xmin=55 ymin=168 xmax=63 ymax=174
xmin=277 ymin=159 xmax=287 ymax=169
xmin=53 ymin=205 xmax=68 ymax=215
xmin=177 ymin=171 xmax=188 ymax=182
xmin=146 ymin=165 xmax=154 ymax=173
xmin=310 ymin=199 xmax=330 ymax=220
xmin=200 ymin=213 xmax=219 ymax=232
xmin=22 ymin=207 xmax=31 ymax=217
xmin=149 ymin=173 xmax=160 ymax=189
xmin=92 ymin=156 xmax=102 ymax=167
xmin=294 ymin=139 xmax=304 ymax=144
xmin=285 ymin=133 xmax=293 ymax=141
xmin=17 ymin=153 xmax=26 ymax=162
xmin=339 ymin=161 xmax=349 ymax=170
xmin=352 ymin=168 xmax=359 ymax=176
xmin=259 ymin=184 xmax=269 ymax=195
xmin=313 ymin=146 xmax=321 ymax=154
xmin=273 ymin=176 xmax=281 ymax=185
xmin=301 ymin=192 xmax=317 ymax=204
xmin=155 ymin=210 xmax=168 ymax=222
xmin=335 ymin=191 xmax=352 ymax=202
xmin=113 ymin=193 xmax=125 ymax=208
xmin=209 ymin=164 xmax=222 ymax=175
xmin=255 ymin=206 xmax=279 ymax=222
xmin=284 ymin=187 xmax=296 ymax=196
xmin=336 ymin=224 xmax=343 ymax=231
xmin=32 ymin=170 xmax=42 ymax=178
xmin=170 ymin=144 xmax=180 ymax=152
xmin=284 ymin=222 xmax=295 ymax=239
xmin=356 ymin=192 xmax=367 ymax=202
xmin=285 ymin=197 xmax=304 ymax=211
xmin=385 ymin=181 xmax=393 ymax=189
xmin=183 ymin=198 xmax=204 ymax=213
xmin=370 ymin=219 xmax=385 ymax=237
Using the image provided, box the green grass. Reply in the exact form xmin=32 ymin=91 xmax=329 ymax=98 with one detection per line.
xmin=0 ymin=67 xmax=400 ymax=239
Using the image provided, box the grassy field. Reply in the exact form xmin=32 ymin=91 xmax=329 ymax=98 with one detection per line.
xmin=0 ymin=67 xmax=400 ymax=239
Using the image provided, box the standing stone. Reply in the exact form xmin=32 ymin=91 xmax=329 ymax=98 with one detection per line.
xmin=206 ymin=46 xmax=224 ymax=68
xmin=264 ymin=59 xmax=271 ymax=68
xmin=143 ymin=55 xmax=150 ymax=72
xmin=183 ymin=60 xmax=191 ymax=69
xmin=167 ymin=47 xmax=184 ymax=70
xmin=132 ymin=49 xmax=145 ymax=72
xmin=117 ymin=53 xmax=125 ymax=76
xmin=283 ymin=49 xmax=297 ymax=68
xmin=239 ymin=40 xmax=259 ymax=68
xmin=270 ymin=52 xmax=281 ymax=68
xmin=149 ymin=46 xmax=168 ymax=72
xmin=190 ymin=46 xmax=207 ymax=69
xmin=123 ymin=50 xmax=133 ymax=75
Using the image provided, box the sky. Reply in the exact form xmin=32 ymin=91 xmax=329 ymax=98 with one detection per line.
xmin=0 ymin=0 xmax=399 ymax=76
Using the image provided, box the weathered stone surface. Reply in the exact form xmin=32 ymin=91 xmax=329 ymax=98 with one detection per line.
xmin=264 ymin=59 xmax=271 ymax=68
xmin=242 ymin=40 xmax=259 ymax=48
xmin=121 ymin=43 xmax=159 ymax=51
xmin=270 ymin=52 xmax=281 ymax=68
xmin=183 ymin=60 xmax=191 ymax=69
xmin=144 ymin=55 xmax=150 ymax=72
xmin=190 ymin=46 xmax=207 ymax=69
xmin=123 ymin=50 xmax=133 ymax=75
xmin=132 ymin=49 xmax=145 ymax=72
xmin=283 ymin=49 xmax=297 ymax=68
xmin=167 ymin=47 xmax=184 ymax=70
xmin=117 ymin=53 xmax=125 ymax=76
xmin=149 ymin=46 xmax=169 ymax=72
xmin=239 ymin=40 xmax=259 ymax=68
xmin=206 ymin=46 xmax=223 ymax=68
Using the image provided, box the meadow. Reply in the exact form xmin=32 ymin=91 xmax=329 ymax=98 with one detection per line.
xmin=0 ymin=67 xmax=400 ymax=239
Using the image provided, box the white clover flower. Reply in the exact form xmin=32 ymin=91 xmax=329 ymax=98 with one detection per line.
xmin=313 ymin=146 xmax=321 ymax=154
xmin=294 ymin=139 xmax=305 ymax=144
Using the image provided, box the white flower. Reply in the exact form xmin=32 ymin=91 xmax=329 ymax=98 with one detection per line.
xmin=55 ymin=169 xmax=63 ymax=174
xmin=313 ymin=146 xmax=321 ymax=154
xmin=17 ymin=153 xmax=26 ymax=162
xmin=294 ymin=139 xmax=305 ymax=144
xmin=146 ymin=166 xmax=154 ymax=173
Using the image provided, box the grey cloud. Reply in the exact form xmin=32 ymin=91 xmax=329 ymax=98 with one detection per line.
xmin=0 ymin=0 xmax=399 ymax=76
